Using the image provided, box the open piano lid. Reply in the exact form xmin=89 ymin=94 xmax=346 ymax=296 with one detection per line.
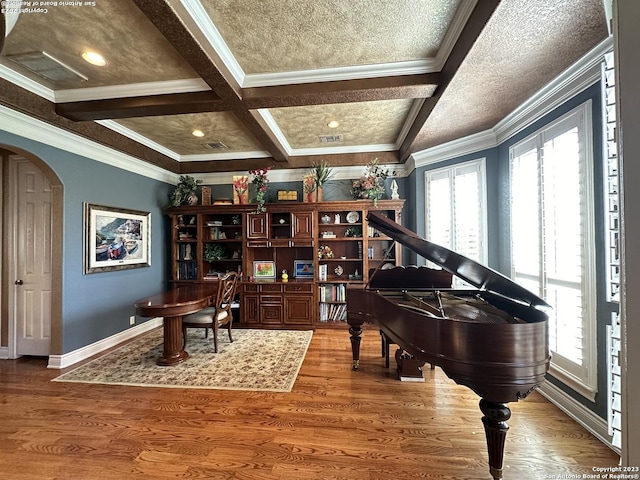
xmin=367 ymin=211 xmax=551 ymax=310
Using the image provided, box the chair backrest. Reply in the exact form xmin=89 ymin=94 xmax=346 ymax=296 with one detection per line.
xmin=215 ymin=271 xmax=238 ymax=317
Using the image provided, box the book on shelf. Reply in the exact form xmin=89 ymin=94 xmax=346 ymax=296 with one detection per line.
xmin=318 ymin=264 xmax=328 ymax=281
xmin=319 ymin=302 xmax=347 ymax=322
xmin=319 ymin=283 xmax=346 ymax=302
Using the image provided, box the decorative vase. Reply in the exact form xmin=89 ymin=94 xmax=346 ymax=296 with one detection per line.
xmin=315 ymin=186 xmax=323 ymax=202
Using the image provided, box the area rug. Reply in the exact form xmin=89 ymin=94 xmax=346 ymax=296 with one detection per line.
xmin=53 ymin=328 xmax=313 ymax=392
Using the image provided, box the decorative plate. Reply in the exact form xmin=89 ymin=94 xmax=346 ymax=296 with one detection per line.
xmin=346 ymin=211 xmax=359 ymax=223
xmin=334 ymin=265 xmax=344 ymax=276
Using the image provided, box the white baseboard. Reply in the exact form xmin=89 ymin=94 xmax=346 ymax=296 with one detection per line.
xmin=0 ymin=346 xmax=9 ymax=359
xmin=537 ymin=381 xmax=620 ymax=455
xmin=47 ymin=318 xmax=163 ymax=369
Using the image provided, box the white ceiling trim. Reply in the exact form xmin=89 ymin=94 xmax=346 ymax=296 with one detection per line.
xmin=433 ymin=0 xmax=478 ymax=71
xmin=0 ymin=105 xmax=175 ymax=183
xmin=411 ymin=37 xmax=612 ymax=171
xmin=54 ymin=79 xmax=211 ymax=103
xmin=196 ymin=163 xmax=405 ymax=186
xmin=243 ymin=60 xmax=439 ymax=88
xmin=181 ymin=0 xmax=475 ymax=89
xmin=179 ymin=150 xmax=271 ymax=162
xmin=411 ymin=129 xmax=497 ymax=168
xmin=97 ymin=119 xmax=181 ymax=160
xmin=0 ymin=63 xmax=55 ymax=101
xmin=177 ymin=0 xmax=246 ymax=87
xmin=289 ymin=143 xmax=397 ymax=157
xmin=493 ymin=37 xmax=611 ymax=144
xmin=255 ymin=108 xmax=293 ymax=155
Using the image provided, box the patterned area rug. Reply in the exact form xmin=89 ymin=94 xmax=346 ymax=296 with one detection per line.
xmin=53 ymin=328 xmax=313 ymax=392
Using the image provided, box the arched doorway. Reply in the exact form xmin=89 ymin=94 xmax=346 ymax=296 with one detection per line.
xmin=1 ymin=145 xmax=63 ymax=358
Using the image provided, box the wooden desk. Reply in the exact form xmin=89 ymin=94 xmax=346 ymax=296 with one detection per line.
xmin=134 ymin=284 xmax=217 ymax=366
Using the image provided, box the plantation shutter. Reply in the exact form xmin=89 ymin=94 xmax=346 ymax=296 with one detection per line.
xmin=510 ymin=102 xmax=596 ymax=398
xmin=425 ymin=159 xmax=487 ymax=283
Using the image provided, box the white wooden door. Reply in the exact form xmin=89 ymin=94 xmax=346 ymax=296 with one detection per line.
xmin=11 ymin=155 xmax=52 ymax=356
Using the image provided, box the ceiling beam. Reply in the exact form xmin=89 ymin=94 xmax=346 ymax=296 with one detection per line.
xmin=130 ymin=0 xmax=242 ymax=103
xmin=55 ymin=73 xmax=440 ymax=122
xmin=242 ymin=74 xmax=440 ymax=109
xmin=398 ymin=0 xmax=501 ymax=162
xmin=55 ymin=91 xmax=230 ymax=121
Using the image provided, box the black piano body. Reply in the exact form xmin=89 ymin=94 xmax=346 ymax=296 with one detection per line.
xmin=346 ymin=211 xmax=550 ymax=480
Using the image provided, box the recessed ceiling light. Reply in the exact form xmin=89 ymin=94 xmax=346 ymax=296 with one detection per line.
xmin=327 ymin=120 xmax=340 ymax=129
xmin=81 ymin=50 xmax=106 ymax=67
xmin=191 ymin=129 xmax=205 ymax=137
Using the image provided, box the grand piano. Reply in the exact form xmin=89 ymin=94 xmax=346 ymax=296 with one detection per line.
xmin=347 ymin=211 xmax=550 ymax=480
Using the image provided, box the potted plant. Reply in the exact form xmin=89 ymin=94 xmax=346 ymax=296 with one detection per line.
xmin=311 ymin=161 xmax=333 ymax=201
xmin=166 ymin=175 xmax=203 ymax=208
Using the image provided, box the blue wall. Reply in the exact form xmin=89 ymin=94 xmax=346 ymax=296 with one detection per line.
xmin=0 ymin=130 xmax=172 ymax=354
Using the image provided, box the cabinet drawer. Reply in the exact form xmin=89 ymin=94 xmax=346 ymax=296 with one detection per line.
xmin=243 ymin=284 xmax=259 ymax=293
xmin=260 ymin=284 xmax=283 ymax=293
xmin=284 ymin=283 xmax=313 ymax=293
xmin=260 ymin=295 xmax=282 ymax=304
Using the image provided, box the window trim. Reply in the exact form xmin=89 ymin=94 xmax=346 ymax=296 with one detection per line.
xmin=424 ymin=157 xmax=488 ymax=266
xmin=509 ymin=100 xmax=597 ymax=401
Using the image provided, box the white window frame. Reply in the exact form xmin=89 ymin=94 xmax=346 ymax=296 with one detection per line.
xmin=509 ymin=101 xmax=597 ymax=400
xmin=424 ymin=158 xmax=488 ymax=268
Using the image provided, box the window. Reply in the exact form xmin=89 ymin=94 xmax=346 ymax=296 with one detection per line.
xmin=510 ymin=101 xmax=597 ymax=400
xmin=425 ymin=159 xmax=488 ymax=273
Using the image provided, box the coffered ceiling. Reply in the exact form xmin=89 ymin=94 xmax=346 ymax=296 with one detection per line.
xmin=0 ymin=0 xmax=608 ymax=175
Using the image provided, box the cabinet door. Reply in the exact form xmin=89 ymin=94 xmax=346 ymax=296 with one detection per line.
xmin=284 ymin=295 xmax=314 ymax=325
xmin=246 ymin=213 xmax=268 ymax=240
xmin=291 ymin=211 xmax=314 ymax=240
xmin=260 ymin=299 xmax=283 ymax=325
xmin=242 ymin=295 xmax=260 ymax=324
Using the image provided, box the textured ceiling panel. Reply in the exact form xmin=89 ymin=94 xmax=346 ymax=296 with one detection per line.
xmin=269 ymin=99 xmax=414 ymax=148
xmin=116 ymin=112 xmax=265 ymax=155
xmin=416 ymin=0 xmax=608 ymax=147
xmin=2 ymin=1 xmax=198 ymax=89
xmin=201 ymin=0 xmax=461 ymax=74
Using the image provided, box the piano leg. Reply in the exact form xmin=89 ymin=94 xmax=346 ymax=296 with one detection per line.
xmin=479 ymin=399 xmax=511 ymax=480
xmin=349 ymin=323 xmax=363 ymax=370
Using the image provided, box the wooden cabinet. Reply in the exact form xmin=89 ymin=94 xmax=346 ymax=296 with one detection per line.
xmin=241 ymin=282 xmax=314 ymax=326
xmin=166 ymin=199 xmax=404 ymax=328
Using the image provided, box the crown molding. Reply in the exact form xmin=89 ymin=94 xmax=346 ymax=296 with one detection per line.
xmin=0 ymin=106 xmax=175 ymax=183
xmin=409 ymin=37 xmax=612 ymax=172
xmin=0 ymin=64 xmax=55 ymax=101
xmin=494 ymin=37 xmax=612 ymax=144
xmin=411 ymin=129 xmax=497 ymax=168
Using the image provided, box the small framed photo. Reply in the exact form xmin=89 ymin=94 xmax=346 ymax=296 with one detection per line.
xmin=294 ymin=260 xmax=314 ymax=279
xmin=253 ymin=261 xmax=276 ymax=279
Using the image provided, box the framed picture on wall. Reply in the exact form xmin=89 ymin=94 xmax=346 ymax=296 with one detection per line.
xmin=83 ymin=203 xmax=151 ymax=274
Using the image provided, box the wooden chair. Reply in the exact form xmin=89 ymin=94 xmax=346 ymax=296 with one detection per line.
xmin=182 ymin=271 xmax=238 ymax=353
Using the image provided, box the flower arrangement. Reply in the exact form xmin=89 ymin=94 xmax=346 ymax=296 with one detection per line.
xmin=318 ymin=245 xmax=334 ymax=259
xmin=351 ymin=158 xmax=390 ymax=206
xmin=232 ymin=175 xmax=248 ymax=204
xmin=249 ymin=166 xmax=272 ymax=213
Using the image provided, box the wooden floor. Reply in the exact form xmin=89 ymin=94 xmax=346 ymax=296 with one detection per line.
xmin=0 ymin=327 xmax=618 ymax=480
